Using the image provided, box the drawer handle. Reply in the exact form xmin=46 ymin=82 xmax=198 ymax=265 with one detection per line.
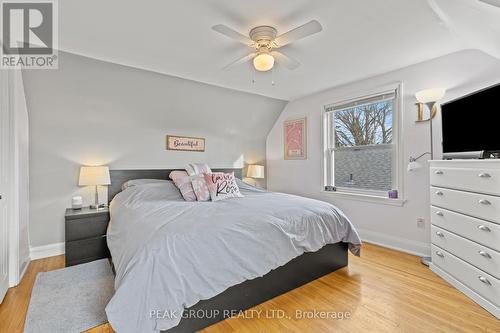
xmin=478 ymin=276 xmax=492 ymax=286
xmin=478 ymin=173 xmax=491 ymax=178
xmin=435 ymin=251 xmax=444 ymax=258
xmin=435 ymin=231 xmax=444 ymax=237
xmin=478 ymin=250 xmax=491 ymax=259
xmin=435 ymin=170 xmax=444 ymax=175
xmin=435 ymin=211 xmax=444 ymax=217
xmin=479 ymin=199 xmax=491 ymax=205
xmin=478 ymin=225 xmax=491 ymax=232
xmin=435 ymin=191 xmax=444 ymax=196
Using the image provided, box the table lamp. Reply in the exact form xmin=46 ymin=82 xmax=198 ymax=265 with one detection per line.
xmin=78 ymin=166 xmax=111 ymax=209
xmin=247 ymin=165 xmax=265 ymax=186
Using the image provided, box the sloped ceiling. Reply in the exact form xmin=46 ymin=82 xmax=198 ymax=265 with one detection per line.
xmin=58 ymin=0 xmax=500 ymax=100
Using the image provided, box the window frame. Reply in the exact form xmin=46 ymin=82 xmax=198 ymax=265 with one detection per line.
xmin=321 ymin=82 xmax=404 ymax=204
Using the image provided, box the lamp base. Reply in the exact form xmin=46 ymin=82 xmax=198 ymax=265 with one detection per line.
xmin=90 ymin=203 xmax=107 ymax=210
xmin=420 ymin=256 xmax=431 ymax=266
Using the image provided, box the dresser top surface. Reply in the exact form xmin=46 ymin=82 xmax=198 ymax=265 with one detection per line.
xmin=429 ymin=159 xmax=500 ymax=167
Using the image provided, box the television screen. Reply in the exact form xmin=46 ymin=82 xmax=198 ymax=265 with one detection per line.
xmin=441 ymin=83 xmax=500 ymax=154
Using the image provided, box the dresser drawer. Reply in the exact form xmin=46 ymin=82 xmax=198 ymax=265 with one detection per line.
xmin=431 ymin=225 xmax=500 ymax=279
xmin=430 ymin=167 xmax=500 ymax=196
xmin=431 ymin=206 xmax=500 ymax=251
xmin=430 ymin=187 xmax=500 ymax=223
xmin=65 ymin=215 xmax=109 ymax=242
xmin=432 ymin=245 xmax=500 ymax=307
xmin=65 ymin=236 xmax=110 ymax=266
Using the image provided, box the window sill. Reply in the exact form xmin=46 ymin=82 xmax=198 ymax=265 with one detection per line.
xmin=321 ymin=190 xmax=405 ymax=206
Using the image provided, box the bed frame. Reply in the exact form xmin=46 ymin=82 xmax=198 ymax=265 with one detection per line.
xmin=108 ymin=169 xmax=349 ymax=333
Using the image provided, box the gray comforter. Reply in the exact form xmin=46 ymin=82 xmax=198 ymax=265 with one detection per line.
xmin=105 ymin=180 xmax=361 ymax=333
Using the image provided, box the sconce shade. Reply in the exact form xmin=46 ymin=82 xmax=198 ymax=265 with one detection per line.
xmin=247 ymin=165 xmax=265 ymax=179
xmin=78 ymin=166 xmax=111 ymax=186
xmin=407 ymin=161 xmax=422 ymax=172
xmin=415 ymin=88 xmax=446 ymax=103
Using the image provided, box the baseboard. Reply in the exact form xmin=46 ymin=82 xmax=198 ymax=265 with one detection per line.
xmin=357 ymin=228 xmax=429 ymax=257
xmin=19 ymin=257 xmax=30 ymax=281
xmin=30 ymin=242 xmax=65 ymax=260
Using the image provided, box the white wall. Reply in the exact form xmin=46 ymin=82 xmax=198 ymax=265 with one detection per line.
xmin=23 ymin=51 xmax=286 ymax=248
xmin=266 ymin=50 xmax=500 ymax=256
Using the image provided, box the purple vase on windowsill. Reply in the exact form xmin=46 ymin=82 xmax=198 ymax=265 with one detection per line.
xmin=388 ymin=189 xmax=398 ymax=199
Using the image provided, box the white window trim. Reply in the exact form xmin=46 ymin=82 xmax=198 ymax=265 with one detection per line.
xmin=322 ymin=189 xmax=406 ymax=206
xmin=321 ymin=82 xmax=405 ymax=205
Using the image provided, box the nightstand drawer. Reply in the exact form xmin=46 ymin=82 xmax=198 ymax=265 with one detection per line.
xmin=65 ymin=236 xmax=110 ymax=266
xmin=65 ymin=215 xmax=109 ymax=241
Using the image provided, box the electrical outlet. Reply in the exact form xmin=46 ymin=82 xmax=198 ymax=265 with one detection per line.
xmin=417 ymin=218 xmax=425 ymax=228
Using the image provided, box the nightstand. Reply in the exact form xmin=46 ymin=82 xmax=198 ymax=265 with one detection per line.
xmin=65 ymin=207 xmax=110 ymax=267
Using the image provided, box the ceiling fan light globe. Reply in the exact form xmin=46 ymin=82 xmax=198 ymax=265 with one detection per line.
xmin=253 ymin=53 xmax=274 ymax=72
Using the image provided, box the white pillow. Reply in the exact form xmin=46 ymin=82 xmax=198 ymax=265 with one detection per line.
xmin=185 ymin=163 xmax=212 ymax=176
xmin=121 ymin=179 xmax=168 ymax=190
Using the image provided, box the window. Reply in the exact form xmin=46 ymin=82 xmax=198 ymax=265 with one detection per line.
xmin=323 ymin=86 xmax=401 ymax=197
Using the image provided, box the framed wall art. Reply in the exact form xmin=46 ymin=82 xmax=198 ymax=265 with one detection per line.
xmin=166 ymin=135 xmax=205 ymax=152
xmin=284 ymin=117 xmax=307 ymax=160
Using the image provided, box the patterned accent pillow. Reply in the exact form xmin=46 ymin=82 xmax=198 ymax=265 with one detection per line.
xmin=169 ymin=171 xmax=196 ymax=201
xmin=190 ymin=174 xmax=211 ymax=201
xmin=185 ymin=163 xmax=212 ymax=176
xmin=204 ymin=172 xmax=244 ymax=202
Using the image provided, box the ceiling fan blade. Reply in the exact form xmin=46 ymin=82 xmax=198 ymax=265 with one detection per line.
xmin=274 ymin=20 xmax=322 ymax=47
xmin=212 ymin=24 xmax=255 ymax=46
xmin=222 ymin=53 xmax=257 ymax=70
xmin=271 ymin=51 xmax=301 ymax=70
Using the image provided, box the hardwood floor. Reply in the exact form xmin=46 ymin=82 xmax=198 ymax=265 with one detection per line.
xmin=1 ymin=243 xmax=498 ymax=333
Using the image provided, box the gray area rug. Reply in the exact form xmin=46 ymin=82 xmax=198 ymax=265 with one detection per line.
xmin=24 ymin=259 xmax=114 ymax=333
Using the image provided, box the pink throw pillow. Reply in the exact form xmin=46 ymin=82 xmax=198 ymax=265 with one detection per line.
xmin=204 ymin=172 xmax=243 ymax=202
xmin=190 ymin=175 xmax=211 ymax=201
xmin=169 ymin=171 xmax=196 ymax=201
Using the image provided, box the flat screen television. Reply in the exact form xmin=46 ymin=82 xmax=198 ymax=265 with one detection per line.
xmin=441 ymin=83 xmax=500 ymax=158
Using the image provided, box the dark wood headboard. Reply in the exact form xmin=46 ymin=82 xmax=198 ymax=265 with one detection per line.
xmin=108 ymin=168 xmax=243 ymax=202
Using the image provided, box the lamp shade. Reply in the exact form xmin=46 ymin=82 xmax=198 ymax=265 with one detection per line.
xmin=415 ymin=88 xmax=446 ymax=103
xmin=407 ymin=161 xmax=422 ymax=172
xmin=78 ymin=166 xmax=111 ymax=186
xmin=247 ymin=165 xmax=265 ymax=179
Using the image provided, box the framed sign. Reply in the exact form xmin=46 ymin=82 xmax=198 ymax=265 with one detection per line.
xmin=166 ymin=135 xmax=205 ymax=152
xmin=284 ymin=117 xmax=307 ymax=160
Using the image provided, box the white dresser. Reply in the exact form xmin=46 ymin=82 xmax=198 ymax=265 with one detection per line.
xmin=429 ymin=159 xmax=500 ymax=319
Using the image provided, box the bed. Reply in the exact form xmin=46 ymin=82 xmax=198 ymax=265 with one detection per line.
xmin=105 ymin=169 xmax=361 ymax=333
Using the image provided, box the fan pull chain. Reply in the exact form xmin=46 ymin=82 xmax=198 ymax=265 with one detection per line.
xmin=271 ymin=66 xmax=276 ymax=86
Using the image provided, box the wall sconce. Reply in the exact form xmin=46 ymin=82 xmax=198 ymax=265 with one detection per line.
xmin=414 ymin=88 xmax=446 ymax=159
xmin=415 ymin=88 xmax=446 ymax=122
xmin=407 ymin=152 xmax=431 ymax=172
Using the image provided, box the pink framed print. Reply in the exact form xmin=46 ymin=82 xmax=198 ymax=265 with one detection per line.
xmin=284 ymin=117 xmax=307 ymax=160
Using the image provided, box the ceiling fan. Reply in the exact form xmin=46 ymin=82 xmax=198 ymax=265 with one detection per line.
xmin=212 ymin=20 xmax=322 ymax=72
